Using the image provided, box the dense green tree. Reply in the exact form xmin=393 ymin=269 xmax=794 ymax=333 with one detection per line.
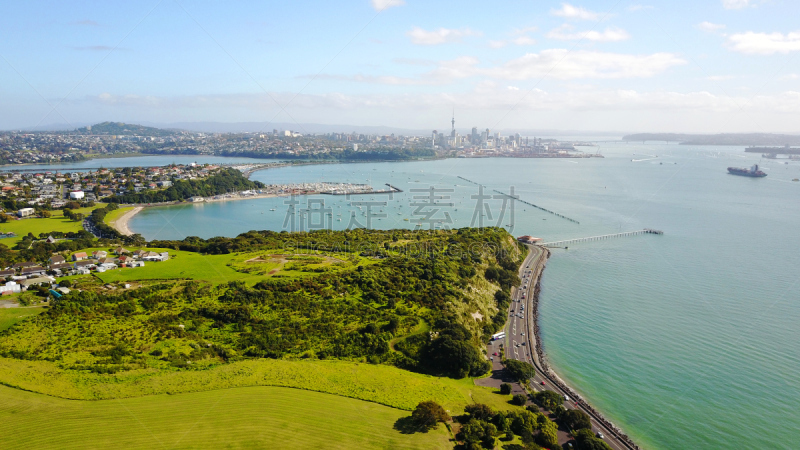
xmin=500 ymin=383 xmax=512 ymax=395
xmin=573 ymin=429 xmax=613 ymax=450
xmin=464 ymin=403 xmax=495 ymax=421
xmin=410 ymin=401 xmax=450 ymax=430
xmin=533 ymin=390 xmax=564 ymax=411
xmin=503 ymin=359 xmax=535 ymax=381
xmin=511 ymin=394 xmax=528 ymax=406
xmin=562 ymin=408 xmax=592 ymax=431
xmin=457 ymin=419 xmax=498 ymax=449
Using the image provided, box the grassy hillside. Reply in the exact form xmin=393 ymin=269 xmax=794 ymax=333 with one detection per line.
xmin=0 ymin=307 xmax=44 ymax=331
xmin=0 ymin=357 xmax=515 ymax=413
xmin=0 ymin=384 xmax=451 ymax=450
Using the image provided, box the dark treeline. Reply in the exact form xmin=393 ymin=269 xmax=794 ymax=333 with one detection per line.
xmin=108 ymin=168 xmax=264 ymax=204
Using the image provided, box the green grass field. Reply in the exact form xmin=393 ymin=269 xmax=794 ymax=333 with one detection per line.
xmin=0 ymin=204 xmax=106 ymax=246
xmin=0 ymin=384 xmax=451 ymax=450
xmin=0 ymin=307 xmax=44 ymax=331
xmin=92 ymin=248 xmax=369 ymax=286
xmin=102 ymin=206 xmax=133 ymax=225
xmin=0 ymin=217 xmax=84 ymax=246
xmin=0 ymin=357 xmax=515 ymax=414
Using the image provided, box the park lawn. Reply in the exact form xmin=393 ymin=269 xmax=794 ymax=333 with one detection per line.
xmin=102 ymin=206 xmax=133 ymax=225
xmin=50 ymin=203 xmax=107 ymax=218
xmin=0 ymin=357 xmax=517 ymax=414
xmin=92 ymin=248 xmax=372 ymax=286
xmin=0 ymin=307 xmax=45 ymax=331
xmin=0 ymin=384 xmax=451 ymax=450
xmin=0 ymin=217 xmax=85 ymax=246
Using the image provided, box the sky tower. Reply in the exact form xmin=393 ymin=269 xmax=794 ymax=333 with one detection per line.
xmin=450 ymin=108 xmax=456 ymax=138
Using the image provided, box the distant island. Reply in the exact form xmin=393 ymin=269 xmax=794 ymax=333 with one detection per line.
xmin=75 ymin=121 xmax=178 ymax=137
xmin=622 ymin=133 xmax=800 ymax=146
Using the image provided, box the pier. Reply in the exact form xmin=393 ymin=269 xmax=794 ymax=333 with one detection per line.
xmin=457 ymin=176 xmax=580 ymax=224
xmin=541 ymin=229 xmax=663 ymax=247
xmin=320 ymin=183 xmax=403 ymax=196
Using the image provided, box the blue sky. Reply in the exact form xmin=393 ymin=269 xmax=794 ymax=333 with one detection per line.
xmin=1 ymin=0 xmax=798 ymax=132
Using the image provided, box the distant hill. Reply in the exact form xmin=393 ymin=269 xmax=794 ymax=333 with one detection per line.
xmin=623 ymin=133 xmax=800 ymax=146
xmin=75 ymin=122 xmax=179 ymax=137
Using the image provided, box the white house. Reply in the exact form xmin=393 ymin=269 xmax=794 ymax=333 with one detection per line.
xmin=17 ymin=207 xmax=35 ymax=217
xmin=69 ymin=190 xmax=85 ymax=200
xmin=0 ymin=281 xmax=20 ymax=294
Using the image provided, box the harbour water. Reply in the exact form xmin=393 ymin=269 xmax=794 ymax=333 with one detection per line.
xmin=23 ymin=147 xmax=800 ymax=448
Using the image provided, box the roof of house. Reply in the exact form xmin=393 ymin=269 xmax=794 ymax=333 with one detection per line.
xmin=73 ymin=252 xmax=88 ymax=258
xmin=50 ymin=263 xmax=72 ymax=270
xmin=20 ymin=277 xmax=54 ymax=287
xmin=0 ymin=270 xmax=16 ymax=276
xmin=12 ymin=261 xmax=37 ymax=269
xmin=74 ymin=260 xmax=95 ymax=267
xmin=21 ymin=266 xmax=46 ymax=274
xmin=50 ymin=255 xmax=66 ymax=263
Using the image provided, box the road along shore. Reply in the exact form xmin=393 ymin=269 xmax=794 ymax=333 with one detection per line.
xmin=526 ymin=245 xmax=640 ymax=449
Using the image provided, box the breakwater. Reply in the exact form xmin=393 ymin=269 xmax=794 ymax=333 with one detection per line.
xmin=454 ymin=176 xmax=581 ymax=224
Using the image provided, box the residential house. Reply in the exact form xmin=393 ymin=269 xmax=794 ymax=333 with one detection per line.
xmin=12 ymin=262 xmax=37 ymax=270
xmin=17 ymin=207 xmax=35 ymax=217
xmin=0 ymin=281 xmax=20 ymax=295
xmin=141 ymin=251 xmax=169 ymax=262
xmin=114 ymin=247 xmax=130 ymax=255
xmin=72 ymin=252 xmax=88 ymax=261
xmin=50 ymin=263 xmax=73 ymax=275
xmin=20 ymin=277 xmax=55 ymax=288
xmin=0 ymin=269 xmax=16 ymax=278
xmin=49 ymin=255 xmax=66 ymax=265
xmin=74 ymin=260 xmax=95 ymax=271
xmin=92 ymin=250 xmax=108 ymax=259
xmin=20 ymin=266 xmax=47 ymax=277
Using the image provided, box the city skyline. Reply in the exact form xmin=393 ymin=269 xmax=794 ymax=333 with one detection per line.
xmin=2 ymin=1 xmax=799 ymax=133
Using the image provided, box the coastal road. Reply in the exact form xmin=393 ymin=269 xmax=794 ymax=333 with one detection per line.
xmin=504 ymin=244 xmax=636 ymax=450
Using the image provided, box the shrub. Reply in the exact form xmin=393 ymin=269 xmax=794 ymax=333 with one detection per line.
xmin=500 ymin=383 xmax=512 ymax=395
xmin=511 ymin=394 xmax=527 ymax=406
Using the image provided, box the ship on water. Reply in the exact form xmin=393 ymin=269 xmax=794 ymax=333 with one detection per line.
xmin=727 ymin=164 xmax=767 ymax=178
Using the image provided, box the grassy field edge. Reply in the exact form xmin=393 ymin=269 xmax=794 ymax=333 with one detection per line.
xmin=0 ymin=357 xmax=512 ymax=414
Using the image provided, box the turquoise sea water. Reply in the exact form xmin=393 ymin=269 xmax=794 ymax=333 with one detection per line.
xmin=30 ymin=148 xmax=800 ymax=448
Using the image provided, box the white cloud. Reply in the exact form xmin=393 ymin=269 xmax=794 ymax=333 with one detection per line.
xmin=489 ymin=40 xmax=508 ymax=49
xmin=551 ymin=3 xmax=602 ymax=21
xmin=84 ymin=89 xmax=800 ymax=117
xmin=697 ymin=22 xmax=726 ymax=33
xmin=722 ymin=0 xmax=751 ymax=9
xmin=487 ymin=50 xmax=685 ymax=80
xmin=728 ymin=31 xmax=800 ymax=54
xmin=512 ymin=26 xmax=539 ymax=35
xmin=319 ymin=50 xmax=685 ymax=85
xmin=547 ymin=25 xmax=630 ymax=42
xmin=406 ymin=27 xmax=481 ymax=45
xmin=781 ymin=73 xmax=799 ymax=80
xmin=512 ymin=36 xmax=537 ymax=45
xmin=370 ymin=0 xmax=405 ymax=11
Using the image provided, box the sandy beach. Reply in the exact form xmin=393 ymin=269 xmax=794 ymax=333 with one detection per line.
xmin=109 ymin=206 xmax=143 ymax=236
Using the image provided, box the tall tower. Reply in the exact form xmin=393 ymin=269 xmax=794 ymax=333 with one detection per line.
xmin=450 ymin=108 xmax=456 ymax=138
